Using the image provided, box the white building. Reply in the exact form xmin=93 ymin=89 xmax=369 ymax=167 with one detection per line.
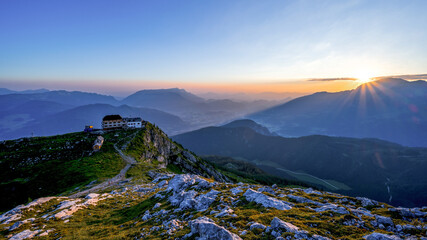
xmin=123 ymin=117 xmax=143 ymax=128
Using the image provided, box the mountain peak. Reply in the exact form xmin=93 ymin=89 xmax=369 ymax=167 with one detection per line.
xmin=222 ymin=119 xmax=275 ymax=136
xmin=369 ymin=77 xmax=407 ymax=86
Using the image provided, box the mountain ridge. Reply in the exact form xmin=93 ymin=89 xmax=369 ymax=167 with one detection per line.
xmin=249 ymin=78 xmax=427 ymax=147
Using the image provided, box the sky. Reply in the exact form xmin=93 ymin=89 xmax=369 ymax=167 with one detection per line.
xmin=1 ymin=0 xmax=427 ymax=96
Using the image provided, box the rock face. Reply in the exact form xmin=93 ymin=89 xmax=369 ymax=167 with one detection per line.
xmin=243 ymin=189 xmax=292 ymax=210
xmin=186 ymin=217 xmax=242 ymax=240
xmin=134 ymin=124 xmax=230 ymax=182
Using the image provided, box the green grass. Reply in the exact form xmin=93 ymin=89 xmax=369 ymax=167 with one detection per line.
xmin=275 ymin=167 xmax=351 ymax=191
xmin=0 ymin=130 xmax=136 ymax=212
xmin=203 ymin=155 xmax=314 ymax=188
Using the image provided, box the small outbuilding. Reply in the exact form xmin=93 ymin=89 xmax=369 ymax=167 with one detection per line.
xmin=93 ymin=136 xmax=104 ymax=151
xmin=84 ymin=125 xmax=93 ymax=132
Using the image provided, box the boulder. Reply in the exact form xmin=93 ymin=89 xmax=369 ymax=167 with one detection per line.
xmin=230 ymin=187 xmax=243 ymax=196
xmin=169 ymin=190 xmax=197 ymax=208
xmin=356 ymin=197 xmax=378 ymax=207
xmin=303 ymin=188 xmax=322 ymax=195
xmin=375 ymin=215 xmax=394 ymax=226
xmin=258 ymin=187 xmax=276 ymax=195
xmin=243 ymin=189 xmax=292 ymax=210
xmin=85 ymin=193 xmax=99 ymax=199
xmin=312 ymin=235 xmax=332 ymax=240
xmin=167 ymin=174 xmax=197 ymax=193
xmin=163 ymin=219 xmax=183 ymax=234
xmin=271 ymin=217 xmax=299 ymax=233
xmin=142 ymin=210 xmax=151 ymax=221
xmin=215 ymin=206 xmax=234 ymax=218
xmin=350 ymin=208 xmax=373 ymax=218
xmin=313 ymin=204 xmax=349 ymax=214
xmin=249 ymin=222 xmax=266 ymax=230
xmin=196 ymin=178 xmax=214 ymax=189
xmin=287 ymin=194 xmax=324 ymax=206
xmin=9 ymin=229 xmax=42 ymax=240
xmin=186 ymin=217 xmax=242 ymax=240
xmin=363 ymin=232 xmax=401 ymax=240
xmin=389 ymin=207 xmax=427 ymax=219
xmin=195 ymin=190 xmax=220 ymax=211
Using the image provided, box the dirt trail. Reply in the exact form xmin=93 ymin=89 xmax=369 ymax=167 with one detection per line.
xmin=69 ymin=133 xmax=138 ymax=198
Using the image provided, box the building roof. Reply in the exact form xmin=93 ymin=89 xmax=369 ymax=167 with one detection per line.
xmin=123 ymin=117 xmax=142 ymax=122
xmin=103 ymin=115 xmax=123 ymax=121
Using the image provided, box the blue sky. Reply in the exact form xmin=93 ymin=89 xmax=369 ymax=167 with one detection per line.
xmin=1 ymin=0 xmax=426 ymax=93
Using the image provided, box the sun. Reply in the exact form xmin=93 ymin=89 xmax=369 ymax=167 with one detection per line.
xmin=356 ymin=72 xmax=374 ymax=84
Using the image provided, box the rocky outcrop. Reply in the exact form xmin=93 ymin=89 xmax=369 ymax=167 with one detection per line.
xmin=132 ymin=124 xmax=230 ymax=182
xmin=166 ymin=174 xmax=219 ymax=212
xmin=9 ymin=229 xmax=42 ymax=240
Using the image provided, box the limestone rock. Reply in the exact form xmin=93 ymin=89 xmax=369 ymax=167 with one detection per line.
xmin=243 ymin=189 xmax=292 ymax=210
xmin=195 ymin=189 xmax=219 ymax=211
xmin=303 ymin=188 xmax=322 ymax=195
xmin=375 ymin=215 xmax=394 ymax=226
xmin=249 ymin=222 xmax=266 ymax=230
xmin=230 ymin=187 xmax=243 ymax=195
xmin=313 ymin=204 xmax=349 ymax=214
xmin=363 ymin=232 xmax=401 ymax=240
xmin=167 ymin=174 xmax=197 ymax=193
xmin=9 ymin=229 xmax=42 ymax=240
xmin=356 ymin=197 xmax=378 ymax=207
xmin=85 ymin=193 xmax=99 ymax=199
xmin=270 ymin=217 xmax=299 ymax=233
xmin=287 ymin=194 xmax=324 ymax=206
xmin=186 ymin=217 xmax=242 ymax=240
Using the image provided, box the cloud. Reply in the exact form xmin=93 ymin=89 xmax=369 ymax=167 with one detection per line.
xmin=386 ymin=74 xmax=427 ymax=80
xmin=307 ymin=77 xmax=358 ymax=82
xmin=306 ymin=74 xmax=427 ymax=82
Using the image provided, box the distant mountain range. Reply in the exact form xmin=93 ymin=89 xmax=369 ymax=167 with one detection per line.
xmin=0 ymin=88 xmax=278 ymax=140
xmin=122 ymin=88 xmax=278 ymax=126
xmin=1 ymin=104 xmax=189 ymax=139
xmin=0 ymin=88 xmax=50 ymax=95
xmin=173 ymin=119 xmax=427 ymax=207
xmin=248 ymin=78 xmax=427 ymax=147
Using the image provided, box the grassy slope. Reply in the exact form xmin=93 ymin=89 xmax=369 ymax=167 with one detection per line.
xmin=0 ymin=129 xmax=139 ymax=212
xmin=203 ymin=155 xmax=315 ymax=188
xmin=3 ymin=178 xmax=425 ymax=240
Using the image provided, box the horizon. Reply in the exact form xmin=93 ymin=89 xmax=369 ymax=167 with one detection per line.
xmin=1 ymin=75 xmax=426 ymax=99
